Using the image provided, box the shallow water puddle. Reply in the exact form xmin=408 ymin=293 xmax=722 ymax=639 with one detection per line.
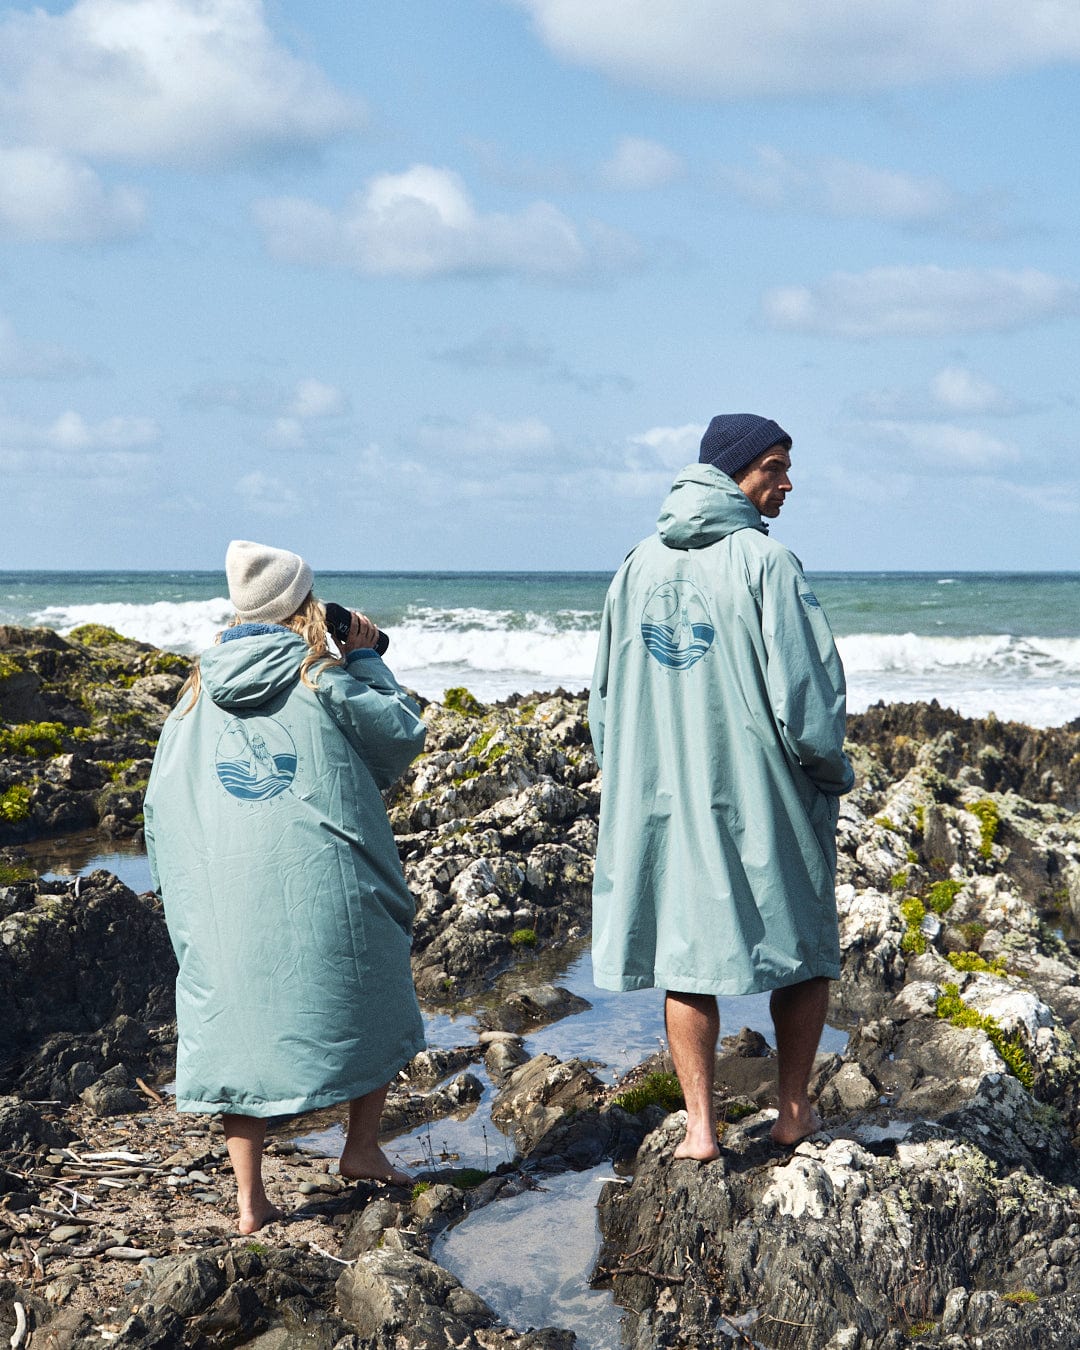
xmin=434 ymin=1164 xmax=625 ymax=1350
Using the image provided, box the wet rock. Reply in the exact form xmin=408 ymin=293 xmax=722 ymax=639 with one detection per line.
xmin=336 ymin=1247 xmax=499 ymax=1344
xmin=477 ymin=985 xmax=591 ymax=1034
xmin=490 ymin=1054 xmax=605 ymax=1154
xmin=484 ymin=1037 xmax=530 ymax=1082
xmin=379 ymin=1072 xmax=484 ymax=1136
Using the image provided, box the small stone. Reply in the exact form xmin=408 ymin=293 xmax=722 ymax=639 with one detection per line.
xmin=47 ymin=1224 xmax=89 ymax=1243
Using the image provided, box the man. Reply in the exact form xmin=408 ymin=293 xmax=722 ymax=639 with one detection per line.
xmin=589 ymin=413 xmax=854 ymax=1158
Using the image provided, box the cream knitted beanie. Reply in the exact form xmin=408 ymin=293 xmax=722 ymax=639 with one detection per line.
xmin=225 ymin=540 xmax=314 ymax=623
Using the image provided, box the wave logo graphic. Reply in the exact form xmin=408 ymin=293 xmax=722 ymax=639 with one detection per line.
xmin=641 ymin=580 xmax=715 ymax=670
xmin=215 ymin=718 xmax=297 ymax=801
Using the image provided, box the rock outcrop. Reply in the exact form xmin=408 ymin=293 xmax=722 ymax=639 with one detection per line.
xmin=4 ymin=637 xmax=1080 ymax=1349
xmin=0 ymin=624 xmax=188 ymax=843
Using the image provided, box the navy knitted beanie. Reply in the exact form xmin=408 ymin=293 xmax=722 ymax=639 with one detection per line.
xmin=699 ymin=413 xmax=791 ymax=477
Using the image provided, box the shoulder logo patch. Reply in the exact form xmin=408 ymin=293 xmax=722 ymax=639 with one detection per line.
xmin=640 ymin=579 xmax=715 ymax=670
xmin=801 ymin=591 xmax=821 ymax=609
xmin=215 ymin=717 xmax=297 ymax=800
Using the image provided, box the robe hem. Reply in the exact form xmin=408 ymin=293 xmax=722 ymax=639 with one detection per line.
xmin=592 ymin=964 xmax=839 ymax=998
xmin=173 ymin=1034 xmax=425 ymax=1118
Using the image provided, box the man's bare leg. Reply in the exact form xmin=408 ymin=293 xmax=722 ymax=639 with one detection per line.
xmin=665 ymin=991 xmax=721 ymax=1161
xmin=339 ymin=1085 xmax=411 ymax=1185
xmin=770 ymin=977 xmax=828 ymax=1145
xmin=223 ymin=1114 xmax=282 ymax=1234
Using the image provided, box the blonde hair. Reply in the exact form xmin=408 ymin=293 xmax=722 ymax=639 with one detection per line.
xmin=177 ymin=593 xmax=343 ymax=713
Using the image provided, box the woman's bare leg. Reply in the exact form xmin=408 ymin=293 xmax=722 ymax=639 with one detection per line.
xmin=223 ymin=1114 xmax=282 ymax=1233
xmin=339 ymin=1085 xmax=411 ymax=1184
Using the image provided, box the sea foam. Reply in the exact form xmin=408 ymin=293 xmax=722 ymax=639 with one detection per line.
xmin=31 ymin=599 xmax=1080 ymax=726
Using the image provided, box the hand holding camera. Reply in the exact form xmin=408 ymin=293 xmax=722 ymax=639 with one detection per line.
xmin=325 ymin=601 xmax=390 ymax=657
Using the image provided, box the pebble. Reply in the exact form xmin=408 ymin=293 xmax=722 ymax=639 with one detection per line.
xmin=47 ymin=1224 xmax=88 ymax=1243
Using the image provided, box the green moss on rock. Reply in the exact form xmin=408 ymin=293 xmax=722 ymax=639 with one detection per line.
xmin=442 ymin=686 xmax=483 ymax=716
xmin=936 ymin=981 xmax=1034 ymax=1089
xmin=0 ymin=784 xmax=32 ymax=823
xmin=0 ymin=721 xmax=66 ymax=757
xmin=613 ymin=1071 xmax=684 ymax=1115
xmin=66 ymin=623 xmax=127 ymax=646
xmin=927 ymin=878 xmax=963 ymax=915
xmin=899 ymin=897 xmax=928 ymax=955
xmin=967 ymin=797 xmax=1000 ymax=859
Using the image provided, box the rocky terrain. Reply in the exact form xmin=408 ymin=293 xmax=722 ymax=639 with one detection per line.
xmin=0 ymin=625 xmax=188 ymax=845
xmin=3 ymin=623 xmax=1080 ymax=1347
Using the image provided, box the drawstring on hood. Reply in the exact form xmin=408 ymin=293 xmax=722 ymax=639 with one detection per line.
xmin=657 ymin=464 xmax=767 ymax=551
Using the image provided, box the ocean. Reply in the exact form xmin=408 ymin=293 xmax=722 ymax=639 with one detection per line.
xmin=2 ymin=570 xmax=1079 ymax=728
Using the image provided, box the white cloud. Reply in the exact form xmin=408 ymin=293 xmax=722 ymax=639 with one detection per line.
xmin=255 ymin=164 xmax=637 ymax=280
xmin=0 ymin=146 xmax=144 ymax=242
xmin=853 ymin=366 xmax=1023 ymax=418
xmin=601 ymin=136 xmax=685 ymax=191
xmin=763 ymin=266 xmax=1080 ymax=337
xmin=0 ymin=408 xmax=159 ymax=477
xmin=269 ymin=380 xmax=349 ymax=448
xmin=44 ymin=410 xmax=158 ymax=450
xmin=510 ymin=0 xmax=1080 ymax=97
xmin=717 ymin=146 xmax=991 ymax=232
xmin=434 ymin=327 xmax=556 ymax=370
xmin=182 ymin=378 xmax=280 ymax=414
xmin=985 ymin=478 xmax=1079 ymax=516
xmin=630 ymin=423 xmax=703 ymax=467
xmin=930 ymin=366 xmax=1018 ymax=415
xmin=288 ymin=378 xmax=348 ymax=420
xmin=854 ymin=419 xmax=1021 ymax=467
xmin=234 ymin=471 xmax=303 ymax=517
xmin=0 ymin=314 xmax=99 ymax=379
xmin=416 ymin=413 xmax=555 ymax=457
xmin=0 ymin=0 xmax=360 ymax=167
xmin=268 ymin=418 xmax=305 ymax=450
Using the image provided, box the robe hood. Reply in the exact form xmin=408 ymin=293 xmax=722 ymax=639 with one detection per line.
xmin=199 ymin=631 xmax=307 ymax=710
xmin=656 ymin=463 xmax=766 ymax=550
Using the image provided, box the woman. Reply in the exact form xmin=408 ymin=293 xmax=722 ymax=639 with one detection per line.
xmin=145 ymin=540 xmax=426 ymax=1233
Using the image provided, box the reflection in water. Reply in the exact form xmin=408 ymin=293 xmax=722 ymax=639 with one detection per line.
xmin=21 ymin=832 xmax=154 ymax=894
xmin=434 ymin=1166 xmax=624 ymax=1350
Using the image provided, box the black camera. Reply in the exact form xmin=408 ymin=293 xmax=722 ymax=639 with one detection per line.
xmin=325 ymin=601 xmax=390 ymax=656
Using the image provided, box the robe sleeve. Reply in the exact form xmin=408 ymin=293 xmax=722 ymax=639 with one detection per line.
xmin=317 ymin=652 xmax=427 ymax=789
xmin=759 ymin=551 xmax=854 ymax=796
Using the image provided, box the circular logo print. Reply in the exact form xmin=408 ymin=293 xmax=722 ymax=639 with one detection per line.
xmin=640 ymin=579 xmax=716 ymax=670
xmin=215 ymin=717 xmax=297 ymax=800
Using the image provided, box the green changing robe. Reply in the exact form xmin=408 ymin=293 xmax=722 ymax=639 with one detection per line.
xmin=144 ymin=629 xmax=426 ymax=1116
xmin=590 ymin=464 xmax=854 ymax=996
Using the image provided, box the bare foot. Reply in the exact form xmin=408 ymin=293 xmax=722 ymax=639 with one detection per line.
xmin=237 ymin=1202 xmax=284 ymax=1235
xmin=339 ymin=1145 xmax=411 ymax=1186
xmin=673 ymin=1125 xmax=721 ymax=1162
xmin=770 ymin=1107 xmax=822 ymax=1148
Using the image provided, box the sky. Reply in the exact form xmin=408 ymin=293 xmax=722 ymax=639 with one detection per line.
xmin=1 ymin=0 xmax=1078 ymax=573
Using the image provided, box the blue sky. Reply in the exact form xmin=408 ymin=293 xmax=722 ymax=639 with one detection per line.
xmin=1 ymin=0 xmax=1078 ymax=572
